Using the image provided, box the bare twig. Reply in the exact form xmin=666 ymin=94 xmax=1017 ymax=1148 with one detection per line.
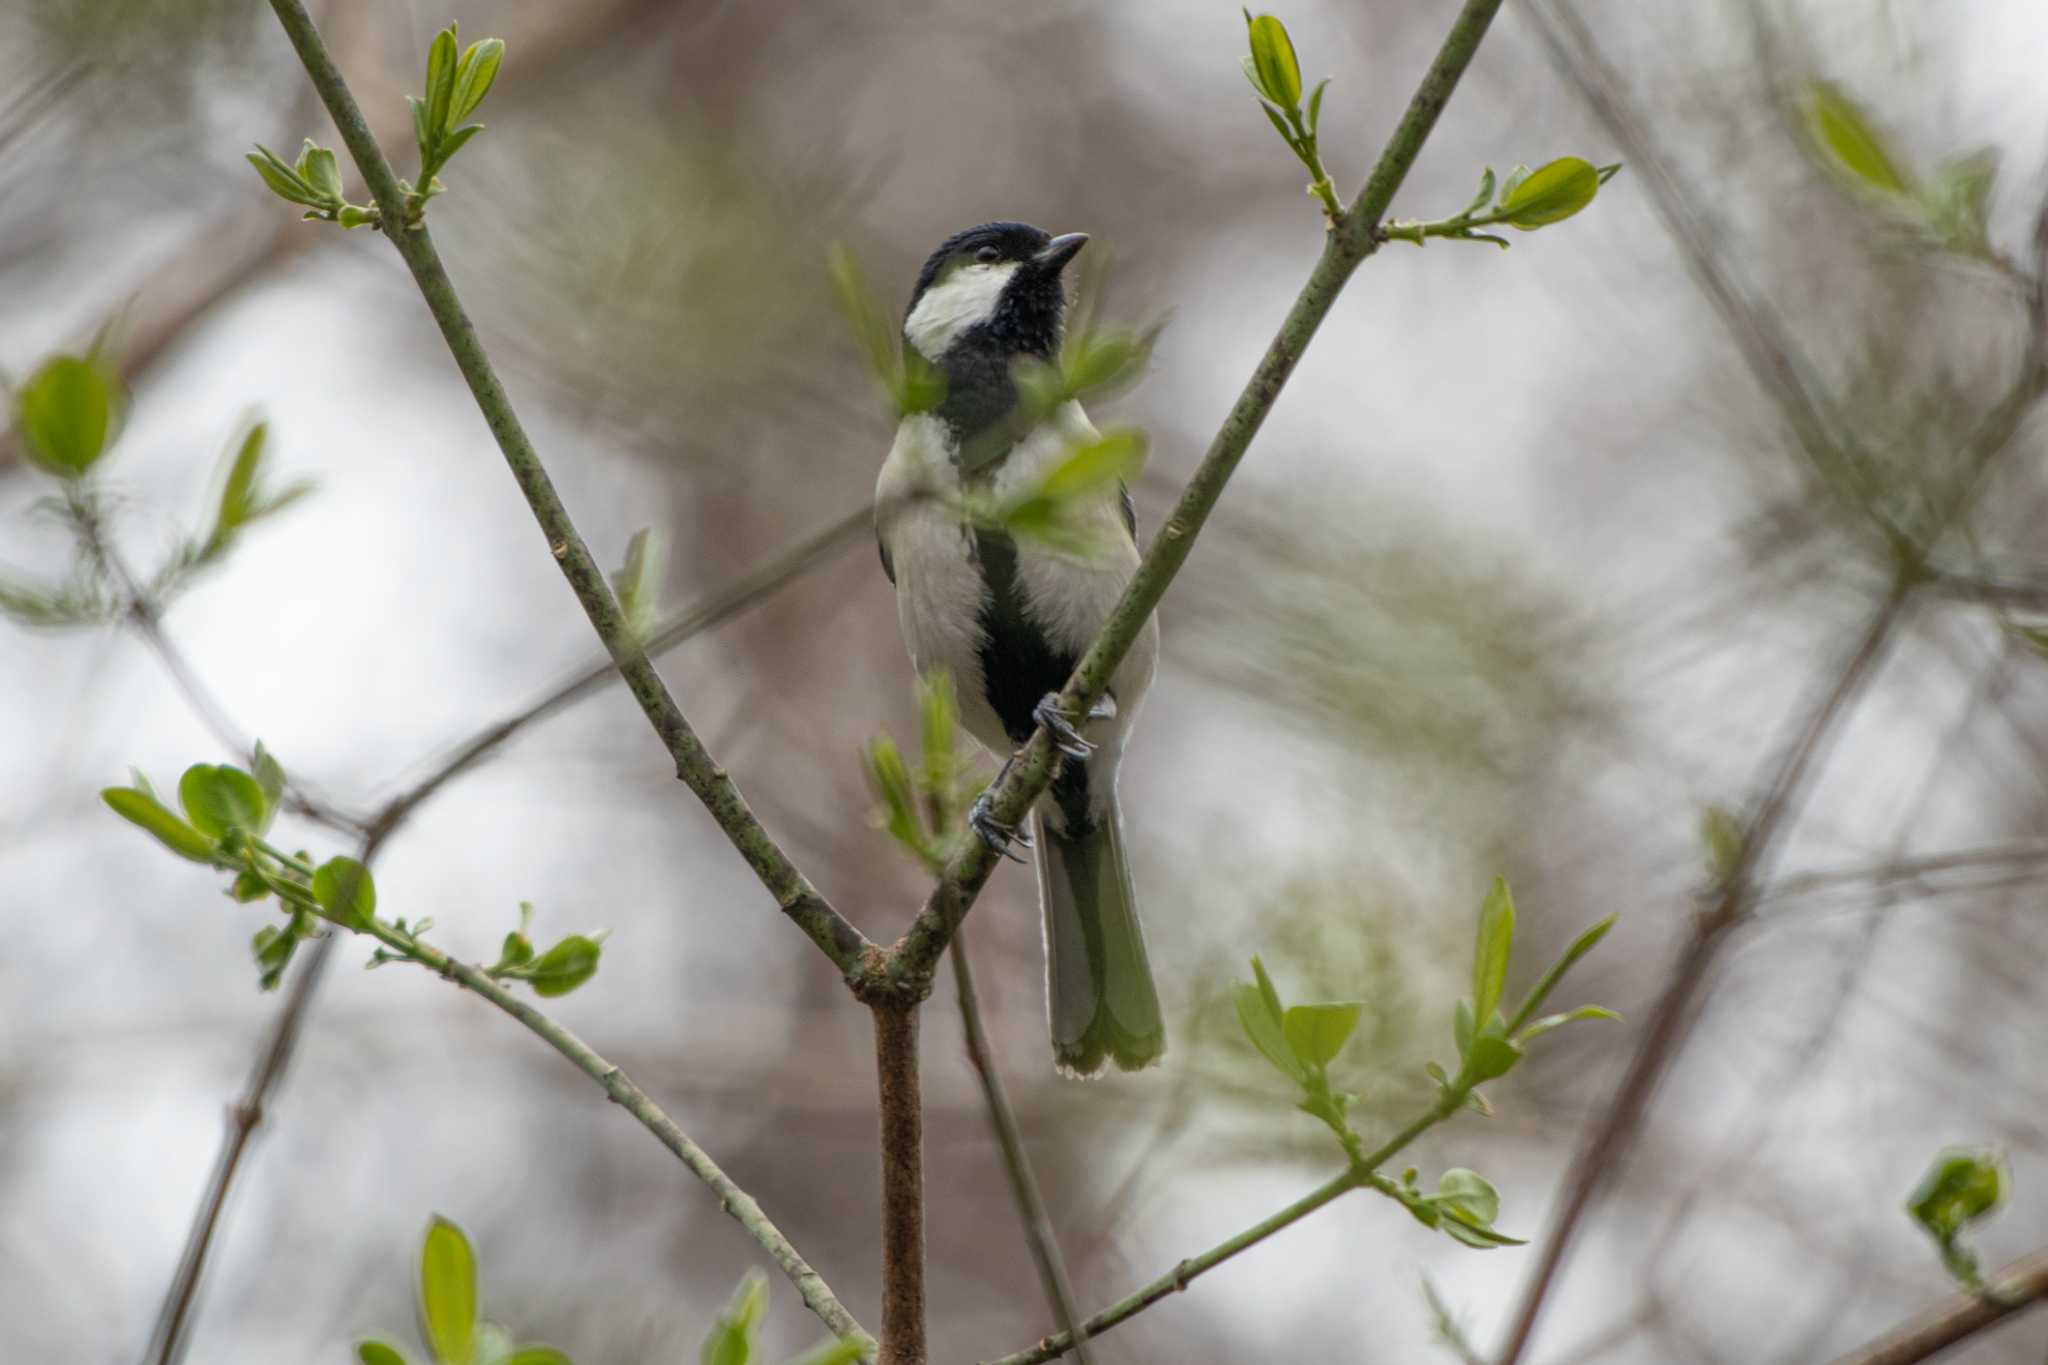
xmin=872 ymin=1004 xmax=924 ymax=1365
xmin=949 ymin=933 xmax=1094 ymax=1364
xmin=260 ymin=0 xmax=873 ymax=979
xmin=1492 ymin=578 xmax=1915 ymax=1365
xmin=1823 ymin=1249 xmax=2048 ymax=1365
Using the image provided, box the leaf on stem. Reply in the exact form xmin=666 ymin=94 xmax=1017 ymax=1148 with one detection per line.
xmin=178 ymin=763 xmax=271 ymax=840
xmin=14 ymin=353 xmax=121 ymax=479
xmin=102 ymin=786 xmax=218 ymax=863
xmin=419 ymin=1216 xmax=478 ymax=1365
xmin=312 ymin=855 xmax=377 ymax=928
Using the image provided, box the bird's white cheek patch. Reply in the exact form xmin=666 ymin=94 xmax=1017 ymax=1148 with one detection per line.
xmin=904 ymin=262 xmax=1019 ymax=360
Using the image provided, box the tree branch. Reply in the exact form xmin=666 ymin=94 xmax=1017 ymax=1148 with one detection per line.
xmin=1492 ymin=577 xmax=1915 ymax=1365
xmin=259 ymin=0 xmax=873 ymax=980
xmin=949 ymin=933 xmax=1094 ymax=1364
xmin=894 ymin=0 xmax=1514 ymax=987
xmin=872 ymin=1003 xmax=924 ymax=1365
xmin=1823 ymin=1250 xmax=2048 ymax=1365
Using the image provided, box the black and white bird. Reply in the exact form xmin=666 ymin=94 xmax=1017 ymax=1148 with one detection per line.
xmin=875 ymin=221 xmax=1164 ymax=1076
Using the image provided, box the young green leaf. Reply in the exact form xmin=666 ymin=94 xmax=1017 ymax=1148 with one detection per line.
xmin=1699 ymin=805 xmax=1744 ymax=882
xmin=1245 ymin=14 xmax=1303 ymax=109
xmin=358 ymin=1343 xmax=412 ymax=1365
xmin=1470 ymin=877 xmax=1515 ymax=1027
xmin=449 ymin=38 xmax=505 ymax=124
xmin=701 ymin=1269 xmax=768 ymax=1365
xmin=863 ymin=735 xmax=923 ymax=856
xmin=251 ymin=740 xmax=286 ymax=814
xmin=1452 ymin=997 xmax=1474 ymax=1060
xmin=425 ymin=26 xmax=460 ymax=138
xmin=15 ymin=353 xmax=120 ymax=478
xmin=1513 ymin=1004 xmax=1620 ymax=1047
xmin=246 ymin=145 xmax=324 ymax=208
xmin=1805 ymin=82 xmax=1910 ymax=195
xmin=502 ymin=1351 xmax=572 ymax=1365
xmin=1461 ymin=1032 xmax=1522 ymax=1084
xmin=611 ymin=527 xmax=664 ymax=641
xmin=1233 ymin=974 xmax=1305 ymax=1083
xmin=178 ymin=764 xmax=269 ymax=840
xmin=1282 ymin=1001 xmax=1363 ymax=1069
xmin=297 ymin=140 xmax=343 ymax=201
xmin=1907 ymin=1147 xmax=2003 ymax=1243
xmin=1506 ymin=911 xmax=1617 ymax=1033
xmin=312 ymin=856 xmax=377 ymax=928
xmin=102 ymin=787 xmax=219 ymax=863
xmin=1498 ymin=156 xmax=1603 ymax=229
xmin=783 ymin=1340 xmax=868 ymax=1365
xmin=523 ymin=934 xmax=604 ymax=997
xmin=252 ymin=922 xmax=298 ymax=991
xmin=419 ymin=1216 xmax=478 ymax=1365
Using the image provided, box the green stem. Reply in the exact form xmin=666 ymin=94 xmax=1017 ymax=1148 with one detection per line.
xmin=259 ymin=0 xmax=874 ymax=982
xmin=359 ymin=914 xmax=876 ymax=1356
xmin=980 ymin=1087 xmax=1469 ymax=1364
xmin=897 ymin=0 xmax=1510 ymax=987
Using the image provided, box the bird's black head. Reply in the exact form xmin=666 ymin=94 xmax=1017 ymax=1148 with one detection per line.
xmin=903 ymin=221 xmax=1087 ymax=364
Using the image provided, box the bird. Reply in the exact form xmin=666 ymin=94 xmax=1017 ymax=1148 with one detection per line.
xmin=875 ymin=221 xmax=1164 ymax=1077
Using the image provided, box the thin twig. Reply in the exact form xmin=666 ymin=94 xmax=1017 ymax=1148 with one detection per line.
xmin=259 ymin=0 xmax=873 ymax=979
xmin=351 ymin=913 xmax=874 ymax=1353
xmin=949 ymin=932 xmax=1094 ymax=1364
xmin=1491 ymin=577 xmax=1915 ymax=1365
xmin=1823 ymin=1249 xmax=2048 ymax=1365
xmin=141 ymin=931 xmax=342 ymax=1365
xmin=1763 ymin=840 xmax=2048 ymax=906
xmin=896 ymin=0 xmax=1515 ymax=988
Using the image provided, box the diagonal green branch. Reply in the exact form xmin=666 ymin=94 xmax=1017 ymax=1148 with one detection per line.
xmin=894 ymin=0 xmax=1512 ymax=986
xmin=259 ymin=0 xmax=873 ymax=981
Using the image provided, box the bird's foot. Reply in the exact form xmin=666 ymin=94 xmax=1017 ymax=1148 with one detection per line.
xmin=1033 ymin=692 xmax=1095 ymax=759
xmin=969 ymin=789 xmax=1032 ymax=862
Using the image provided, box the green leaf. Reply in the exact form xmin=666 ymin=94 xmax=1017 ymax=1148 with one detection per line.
xmin=425 ymin=25 xmax=459 ymax=137
xmin=783 ymin=1340 xmax=868 ymax=1365
xmin=523 ymin=934 xmax=604 ymax=997
xmin=1508 ymin=911 xmax=1617 ymax=1031
xmin=503 ymin=1351 xmax=571 ymax=1365
xmin=1282 ymin=1001 xmax=1363 ymax=1069
xmin=251 ymin=740 xmax=286 ymax=814
xmin=449 ymin=38 xmax=504 ymax=124
xmin=1245 ymin=14 xmax=1302 ymax=109
xmin=1233 ymin=980 xmax=1305 ymax=1083
xmin=408 ymin=95 xmax=432 ymax=158
xmin=1462 ymin=1032 xmax=1522 ymax=1084
xmin=217 ymin=422 xmax=267 ymax=534
xmin=359 ymin=1343 xmax=411 ymax=1365
xmin=1496 ymin=164 xmax=1530 ymax=205
xmin=1470 ymin=877 xmax=1515 ymax=1027
xmin=1435 ymin=1169 xmax=1499 ymax=1225
xmin=420 ymin=1216 xmax=478 ymax=1365
xmin=1514 ymin=1004 xmax=1620 ymax=1046
xmin=1498 ymin=156 xmax=1603 ymax=229
xmin=497 ymin=930 xmax=534 ymax=969
xmin=1806 ymin=82 xmax=1909 ymax=195
xmin=437 ymin=123 xmax=485 ymax=166
xmin=252 ymin=923 xmax=296 ymax=991
xmin=700 ymin=1269 xmax=768 ymax=1365
xmin=178 ymin=764 xmax=269 ymax=840
xmin=1907 ymin=1147 xmax=2004 ymax=1242
xmin=1043 ymin=430 xmax=1148 ymax=502
xmin=102 ymin=787 xmax=218 ymax=863
xmin=246 ymin=145 xmax=323 ymax=208
xmin=611 ymin=527 xmax=664 ymax=641
xmin=863 ymin=735 xmax=922 ymax=855
xmin=15 ymin=353 xmax=119 ymax=478
xmin=1306 ymin=77 xmax=1328 ymax=135
xmin=312 ymin=856 xmax=377 ymax=928
xmin=297 ymin=140 xmax=342 ymax=201
xmin=1932 ymin=147 xmax=1998 ymax=245
xmin=1452 ymin=998 xmax=1473 ymax=1059
xmin=1464 ymin=166 xmax=1497 ymax=217
xmin=229 ymin=869 xmax=271 ymax=903
xmin=1700 ymin=805 xmax=1744 ymax=882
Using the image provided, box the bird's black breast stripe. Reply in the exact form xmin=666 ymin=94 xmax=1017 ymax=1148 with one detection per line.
xmin=972 ymin=525 xmax=1077 ymax=745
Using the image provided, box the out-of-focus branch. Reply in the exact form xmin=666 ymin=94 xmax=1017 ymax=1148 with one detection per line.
xmin=369 ymin=505 xmax=870 ymax=839
xmin=1492 ymin=577 xmax=1914 ymax=1365
xmin=1824 ymin=1249 xmax=2048 ymax=1365
xmin=897 ymin=0 xmax=1515 ymax=989
xmin=949 ymin=933 xmax=1094 ymax=1365
xmin=260 ymin=0 xmax=874 ymax=979
xmin=1927 ymin=568 xmax=2048 ymax=613
xmin=1763 ymin=840 xmax=2048 ymax=907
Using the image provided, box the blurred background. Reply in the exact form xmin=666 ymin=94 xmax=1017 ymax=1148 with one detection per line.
xmin=4 ymin=1 xmax=2047 ymax=1361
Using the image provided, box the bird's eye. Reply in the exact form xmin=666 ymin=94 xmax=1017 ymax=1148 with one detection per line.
xmin=974 ymin=246 xmax=1001 ymax=264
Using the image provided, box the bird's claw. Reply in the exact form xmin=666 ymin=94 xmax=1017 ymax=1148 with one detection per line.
xmin=969 ymin=790 xmax=1031 ymax=862
xmin=1033 ymin=693 xmax=1095 ymax=760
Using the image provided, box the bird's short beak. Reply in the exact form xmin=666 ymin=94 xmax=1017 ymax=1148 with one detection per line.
xmin=1036 ymin=232 xmax=1089 ymax=273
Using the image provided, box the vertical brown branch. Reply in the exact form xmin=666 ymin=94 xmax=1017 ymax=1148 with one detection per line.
xmin=873 ymin=1003 xmax=925 ymax=1365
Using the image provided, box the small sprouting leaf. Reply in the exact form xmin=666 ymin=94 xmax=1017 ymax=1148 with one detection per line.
xmin=337 ymin=204 xmax=379 ymax=230
xmin=1044 ymin=430 xmax=1148 ymax=502
xmin=437 ymin=123 xmax=485 ymax=166
xmin=1282 ymin=1001 xmax=1363 ymax=1069
xmin=420 ymin=1216 xmax=478 ymax=1365
xmin=246 ymin=145 xmax=323 ymax=207
xmin=1465 ymin=166 xmax=1497 ymax=217
xmin=1452 ymin=998 xmax=1474 ymax=1059
xmin=358 ymin=1342 xmax=411 ymax=1365
xmin=1245 ymin=14 xmax=1303 ymax=110
xmin=497 ymin=931 xmax=534 ymax=970
xmin=1306 ymin=77 xmax=1328 ymax=135
xmin=297 ymin=140 xmax=342 ymax=201
xmin=1514 ymin=1004 xmax=1620 ymax=1046
xmin=523 ymin=934 xmax=604 ymax=997
xmin=1595 ymin=162 xmax=1622 ymax=185
xmin=425 ymin=25 xmax=460 ymax=136
xmin=863 ymin=735 xmax=922 ymax=854
xmin=783 ymin=1340 xmax=868 ymax=1365
xmin=15 ymin=353 xmax=120 ymax=478
xmin=1700 ymin=805 xmax=1744 ymax=881
xmin=1907 ymin=1148 xmax=2004 ymax=1243
xmin=178 ymin=764 xmax=269 ymax=840
xmin=229 ymin=869 xmax=271 ymax=903
xmin=503 ymin=1350 xmax=572 ymax=1365
xmin=1234 ymin=960 xmax=1306 ymax=1083
xmin=1496 ymin=163 xmax=1530 ymax=204
xmin=1498 ymin=156 xmax=1603 ymax=229
xmin=1435 ymin=1169 xmax=1499 ymax=1225
xmin=1462 ymin=1032 xmax=1522 ymax=1084
xmin=217 ymin=422 xmax=267 ymax=534
xmin=701 ymin=1269 xmax=768 ymax=1365
xmin=251 ymin=740 xmax=286 ymax=814
xmin=449 ymin=38 xmax=504 ymax=124
xmin=611 ymin=527 xmax=664 ymax=641
xmin=102 ymin=787 xmax=218 ymax=863
xmin=1259 ymin=99 xmax=1294 ymax=148
xmin=312 ymin=856 xmax=377 ymax=928
xmin=1932 ymin=147 xmax=1998 ymax=246
xmin=1510 ymin=911 xmax=1618 ymax=1030
xmin=1806 ymin=82 xmax=1910 ymax=195
xmin=252 ymin=922 xmax=297 ymax=991
xmin=1471 ymin=877 xmax=1515 ymax=1027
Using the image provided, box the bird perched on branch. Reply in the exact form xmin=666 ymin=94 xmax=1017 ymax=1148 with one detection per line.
xmin=875 ymin=221 xmax=1164 ymax=1076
